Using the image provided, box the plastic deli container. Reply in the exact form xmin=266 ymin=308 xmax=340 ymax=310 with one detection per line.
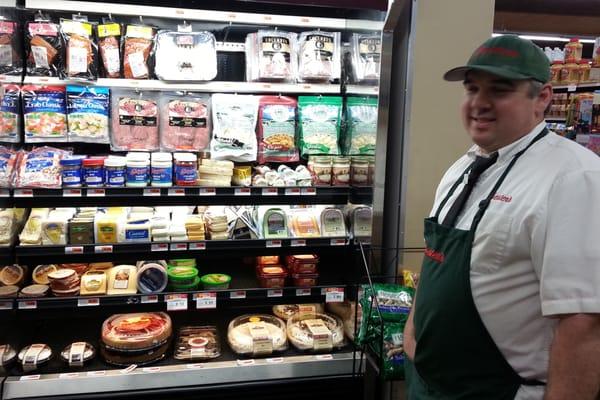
xmin=151 ymin=152 xmax=173 ymax=187
xmin=101 ymin=312 xmax=172 ymax=352
xmin=291 ymin=273 xmax=319 ymax=287
xmin=60 ymin=342 xmax=96 ymax=367
xmin=256 ymin=265 xmax=288 ymax=288
xmin=272 ymin=304 xmax=325 ymax=321
xmin=171 ymin=276 xmax=200 ymax=292
xmin=137 ymin=263 xmax=168 ymax=294
xmin=0 ymin=344 xmax=17 ymax=374
xmin=17 ymin=344 xmax=53 ymax=372
xmin=126 ymin=153 xmax=150 ymax=187
xmin=104 ymin=156 xmax=126 ymax=187
xmin=82 ymin=158 xmax=105 ymax=187
xmin=174 ymin=326 xmax=221 ymax=361
xmin=256 ymin=255 xmax=280 ymax=266
xmin=168 ymin=259 xmax=196 ymax=268
xmin=286 ymin=313 xmax=345 ymax=352
xmin=227 ymin=314 xmax=288 ymax=356
xmin=200 ymin=274 xmax=231 ymax=290
xmin=174 ymin=152 xmax=198 ymax=186
xmin=167 ymin=266 xmax=199 ymax=287
xmin=286 ymin=254 xmax=319 ymax=274
xmin=60 ymin=157 xmax=83 ymax=187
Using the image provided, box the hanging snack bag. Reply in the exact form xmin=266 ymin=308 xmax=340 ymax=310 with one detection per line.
xmin=66 ymin=85 xmax=110 ymax=143
xmin=154 ymin=30 xmax=217 ymax=81
xmin=351 ymin=33 xmax=381 ymax=82
xmin=0 ymin=20 xmax=22 ymax=75
xmin=26 ymin=19 xmax=61 ymax=77
xmin=22 ymin=85 xmax=67 ymax=143
xmin=0 ymin=84 xmax=21 ymax=143
xmin=0 ymin=146 xmax=18 ymax=187
xmin=245 ymin=30 xmax=297 ymax=82
xmin=257 ymin=95 xmax=298 ymax=163
xmin=122 ymin=24 xmax=156 ymax=79
xmin=297 ymin=30 xmax=340 ymax=82
xmin=369 ymin=322 xmax=406 ymax=380
xmin=160 ymin=92 xmax=210 ymax=152
xmin=97 ymin=22 xmax=121 ymax=78
xmin=298 ymin=96 xmax=342 ymax=157
xmin=344 ymin=97 xmax=377 ymax=156
xmin=111 ymin=89 xmax=159 ymax=151
xmin=59 ymin=19 xmax=97 ymax=81
xmin=210 ymin=94 xmax=258 ymax=162
xmin=16 ymin=146 xmax=68 ymax=188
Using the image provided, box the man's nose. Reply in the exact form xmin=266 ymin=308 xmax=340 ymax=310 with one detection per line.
xmin=471 ymin=91 xmax=492 ymax=109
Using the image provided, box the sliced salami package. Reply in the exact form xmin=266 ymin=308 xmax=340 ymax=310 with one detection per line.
xmin=59 ymin=19 xmax=98 ymax=81
xmin=159 ymin=92 xmax=210 ymax=152
xmin=297 ymin=30 xmax=340 ymax=83
xmin=210 ymin=94 xmax=258 ymax=162
xmin=0 ymin=20 xmax=23 ymax=76
xmin=154 ymin=30 xmax=217 ymax=81
xmin=111 ymin=89 xmax=160 ymax=151
xmin=22 ymin=85 xmax=67 ymax=143
xmin=0 ymin=84 xmax=21 ymax=143
xmin=26 ymin=19 xmax=62 ymax=77
xmin=257 ymin=95 xmax=298 ymax=163
xmin=67 ymin=85 xmax=110 ymax=143
xmin=122 ymin=24 xmax=156 ymax=80
xmin=97 ymin=22 xmax=121 ymax=78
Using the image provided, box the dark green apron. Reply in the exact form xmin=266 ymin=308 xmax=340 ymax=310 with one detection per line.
xmin=406 ymin=129 xmax=548 ymax=400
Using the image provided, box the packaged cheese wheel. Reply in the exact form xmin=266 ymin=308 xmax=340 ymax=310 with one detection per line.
xmin=0 ymin=265 xmax=25 ymax=286
xmin=60 ymin=342 xmax=95 ymax=367
xmin=32 ymin=264 xmax=59 ymax=285
xmin=18 ymin=344 xmax=52 ymax=372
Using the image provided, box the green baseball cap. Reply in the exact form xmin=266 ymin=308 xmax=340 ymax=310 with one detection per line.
xmin=444 ymin=35 xmax=551 ymax=83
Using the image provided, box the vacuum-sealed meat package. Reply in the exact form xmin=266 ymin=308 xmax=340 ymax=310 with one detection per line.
xmin=298 ymin=96 xmax=342 ymax=156
xmin=297 ymin=31 xmax=340 ymax=82
xmin=160 ymin=92 xmax=210 ymax=152
xmin=0 ymin=20 xmax=22 ymax=76
xmin=0 ymin=84 xmax=21 ymax=143
xmin=0 ymin=146 xmax=18 ymax=187
xmin=154 ymin=30 xmax=217 ymax=81
xmin=59 ymin=19 xmax=97 ymax=81
xmin=67 ymin=85 xmax=110 ymax=143
xmin=22 ymin=85 xmax=67 ymax=143
xmin=26 ymin=20 xmax=61 ymax=77
xmin=111 ymin=89 xmax=159 ymax=151
xmin=351 ymin=33 xmax=381 ymax=82
xmin=122 ymin=25 xmax=156 ymax=79
xmin=97 ymin=22 xmax=121 ymax=78
xmin=210 ymin=94 xmax=258 ymax=162
xmin=257 ymin=95 xmax=298 ymax=163
xmin=246 ymin=30 xmax=297 ymax=82
xmin=16 ymin=146 xmax=68 ymax=188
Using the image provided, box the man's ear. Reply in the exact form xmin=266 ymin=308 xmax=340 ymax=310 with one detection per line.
xmin=540 ymin=83 xmax=553 ymax=115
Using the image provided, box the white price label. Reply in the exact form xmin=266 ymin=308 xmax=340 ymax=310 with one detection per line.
xmin=291 ymin=239 xmax=306 ymax=247
xmin=166 ymin=294 xmax=188 ymax=311
xmin=0 ymin=301 xmax=12 ymax=310
xmin=32 ymin=45 xmax=49 ymax=68
xmin=198 ymin=188 xmax=216 ymax=196
xmin=59 ymin=372 xmax=80 ymax=379
xmin=20 ymin=374 xmax=40 ymax=381
xmin=315 ymin=354 xmax=333 ymax=361
xmin=301 ymin=187 xmax=317 ymax=196
xmin=128 ymin=51 xmax=148 ymax=78
xmin=0 ymin=44 xmax=13 ymax=66
xmin=65 ymin=246 xmax=84 ymax=254
xmin=186 ymin=363 xmax=204 ymax=369
xmin=194 ymin=292 xmax=217 ymax=309
xmin=141 ymin=295 xmax=158 ymax=304
xmin=237 ymin=359 xmax=255 ymax=366
xmin=568 ymin=84 xmax=577 ymax=92
xmin=94 ymin=245 xmax=113 ymax=253
xmin=189 ymin=242 xmax=206 ymax=250
xmin=69 ymin=46 xmax=88 ymax=73
xmin=143 ymin=188 xmax=161 ymax=196
xmin=234 ymin=188 xmax=251 ymax=196
xmin=230 ymin=291 xmax=246 ymax=299
xmin=120 ymin=364 xmax=138 ymax=374
xmin=325 ymin=288 xmax=344 ymax=303
xmin=18 ymin=300 xmax=37 ymax=310
xmin=330 ymin=238 xmax=347 ymax=246
xmin=142 ymin=367 xmax=161 ymax=373
xmin=261 ymin=188 xmax=278 ymax=196
xmin=267 ymin=289 xmax=283 ymax=298
xmin=266 ymin=240 xmax=282 ymax=248
xmin=14 ymin=189 xmax=33 ymax=197
xmin=77 ymin=298 xmax=100 ymax=307
xmin=0 ymin=189 xmax=8 ymax=197
xmin=168 ymin=188 xmax=185 ymax=196
xmin=63 ymin=189 xmax=82 ymax=197
xmin=296 ymin=288 xmax=311 ymax=297
xmin=266 ymin=357 xmax=284 ymax=364
xmin=87 ymin=371 xmax=106 ymax=376
xmin=151 ymin=243 xmax=168 ymax=252
xmin=170 ymin=243 xmax=188 ymax=251
xmin=285 ymin=188 xmax=301 ymax=196
xmin=87 ymin=188 xmax=105 ymax=197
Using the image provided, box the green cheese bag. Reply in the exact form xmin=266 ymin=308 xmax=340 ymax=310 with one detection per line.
xmin=369 ymin=322 xmax=406 ymax=380
xmin=298 ymin=96 xmax=342 ymax=157
xmin=344 ymin=97 xmax=378 ymax=156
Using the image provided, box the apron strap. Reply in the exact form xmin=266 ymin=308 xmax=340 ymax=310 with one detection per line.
xmin=434 ymin=164 xmax=472 ymax=221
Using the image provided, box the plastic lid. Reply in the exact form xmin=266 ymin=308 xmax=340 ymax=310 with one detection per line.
xmin=168 ymin=266 xmax=199 ymax=281
xmin=127 ymin=159 xmax=150 ymax=167
xmin=17 ymin=344 xmax=53 ymax=365
xmin=60 ymin=342 xmax=96 ymax=366
xmin=152 ymin=152 xmax=173 ymax=162
xmin=0 ymin=265 xmax=24 ymax=286
xmin=258 ymin=265 xmax=287 ymax=277
xmin=137 ymin=263 xmax=168 ymax=294
xmin=60 ymin=157 xmax=83 ymax=166
xmin=127 ymin=152 xmax=151 ymax=161
xmin=48 ymin=269 xmax=76 ymax=281
xmin=82 ymin=158 xmax=104 ymax=167
xmin=104 ymin=156 xmax=126 ymax=167
xmin=0 ymin=285 xmax=19 ymax=298
xmin=20 ymin=284 xmax=49 ymax=297
xmin=32 ymin=264 xmax=59 ymax=285
xmin=200 ymin=274 xmax=231 ymax=286
xmin=168 ymin=259 xmax=196 ymax=268
xmin=551 ymin=60 xmax=564 ymax=65
xmin=174 ymin=152 xmax=197 ymax=162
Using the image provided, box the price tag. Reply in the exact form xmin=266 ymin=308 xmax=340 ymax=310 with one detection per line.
xmin=18 ymin=300 xmax=37 ymax=310
xmin=141 ymin=295 xmax=158 ymax=304
xmin=266 ymin=240 xmax=282 ymax=248
xmin=186 ymin=363 xmax=204 ymax=369
xmin=170 ymin=243 xmax=188 ymax=251
xmin=261 ymin=187 xmax=278 ymax=196
xmin=78 ymin=298 xmax=100 ymax=307
xmin=325 ymin=288 xmax=344 ymax=303
xmin=0 ymin=301 xmax=12 ymax=310
xmin=568 ymin=84 xmax=577 ymax=92
xmin=266 ymin=357 xmax=284 ymax=364
xmin=151 ymin=243 xmax=168 ymax=252
xmin=194 ymin=292 xmax=217 ymax=309
xmin=14 ymin=189 xmax=33 ymax=197
xmin=285 ymin=188 xmax=301 ymax=196
xmin=291 ymin=239 xmax=306 ymax=247
xmin=168 ymin=188 xmax=185 ymax=196
xmin=59 ymin=372 xmax=80 ymax=379
xmin=230 ymin=291 xmax=246 ymax=299
xmin=301 ymin=187 xmax=317 ymax=196
xmin=198 ymin=188 xmax=216 ymax=196
xmin=237 ymin=359 xmax=255 ymax=366
xmin=0 ymin=189 xmax=8 ymax=197
xmin=62 ymin=188 xmax=82 ymax=197
xmin=94 ymin=245 xmax=113 ymax=253
xmin=87 ymin=371 xmax=106 ymax=376
xmin=267 ymin=289 xmax=283 ymax=298
xmin=87 ymin=188 xmax=105 ymax=197
xmin=296 ymin=288 xmax=311 ymax=297
xmin=65 ymin=246 xmax=84 ymax=254
xmin=315 ymin=354 xmax=333 ymax=361
xmin=189 ymin=242 xmax=206 ymax=250
xmin=20 ymin=375 xmax=40 ymax=381
xmin=330 ymin=238 xmax=347 ymax=246
xmin=234 ymin=187 xmax=251 ymax=196
xmin=165 ymin=294 xmax=188 ymax=311
xmin=120 ymin=364 xmax=137 ymax=374
xmin=143 ymin=188 xmax=161 ymax=196
xmin=142 ymin=367 xmax=161 ymax=373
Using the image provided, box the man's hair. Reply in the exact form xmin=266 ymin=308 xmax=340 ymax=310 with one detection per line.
xmin=527 ymin=80 xmax=544 ymax=99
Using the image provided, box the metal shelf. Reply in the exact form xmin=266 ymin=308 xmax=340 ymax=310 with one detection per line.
xmin=0 ymin=75 xmax=22 ymax=84
xmin=552 ymin=82 xmax=600 ymax=91
xmin=346 ymin=85 xmax=379 ymax=96
xmin=545 ymin=117 xmax=566 ymax=122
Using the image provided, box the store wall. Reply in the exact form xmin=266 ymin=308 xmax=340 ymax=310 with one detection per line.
xmin=400 ymin=0 xmax=495 ymax=271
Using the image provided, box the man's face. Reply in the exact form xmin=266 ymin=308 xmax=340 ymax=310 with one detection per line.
xmin=461 ymin=70 xmax=551 ymax=153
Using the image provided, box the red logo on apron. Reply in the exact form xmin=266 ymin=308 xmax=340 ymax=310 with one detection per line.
xmin=424 ymin=248 xmax=445 ymax=263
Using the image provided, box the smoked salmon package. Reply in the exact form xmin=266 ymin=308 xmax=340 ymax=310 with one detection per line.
xmin=111 ymin=89 xmax=160 ymax=151
xmin=59 ymin=19 xmax=98 ymax=81
xmin=26 ymin=19 xmax=62 ymax=77
xmin=97 ymin=21 xmax=121 ymax=78
xmin=0 ymin=20 xmax=23 ymax=76
xmin=257 ymin=95 xmax=298 ymax=163
xmin=159 ymin=92 xmax=210 ymax=152
xmin=0 ymin=84 xmax=21 ymax=143
xmin=22 ymin=85 xmax=67 ymax=143
xmin=122 ymin=24 xmax=156 ymax=80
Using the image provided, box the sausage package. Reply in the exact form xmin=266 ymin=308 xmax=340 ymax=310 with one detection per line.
xmin=59 ymin=19 xmax=98 ymax=81
xmin=351 ymin=33 xmax=381 ymax=82
xmin=16 ymin=146 xmax=68 ymax=188
xmin=26 ymin=20 xmax=62 ymax=77
xmin=154 ymin=30 xmax=217 ymax=81
xmin=0 ymin=145 xmax=18 ymax=187
xmin=0 ymin=84 xmax=21 ymax=143
xmin=210 ymin=94 xmax=258 ymax=162
xmin=111 ymin=89 xmax=159 ymax=151
xmin=297 ymin=31 xmax=340 ymax=82
xmin=97 ymin=22 xmax=121 ymax=78
xmin=298 ymin=96 xmax=342 ymax=156
xmin=257 ymin=96 xmax=298 ymax=163
xmin=0 ymin=20 xmax=23 ymax=76
xmin=246 ymin=30 xmax=297 ymax=82
xmin=22 ymin=85 xmax=67 ymax=143
xmin=344 ymin=97 xmax=377 ymax=156
xmin=159 ymin=92 xmax=210 ymax=152
xmin=67 ymin=85 xmax=110 ymax=143
xmin=122 ymin=24 xmax=156 ymax=79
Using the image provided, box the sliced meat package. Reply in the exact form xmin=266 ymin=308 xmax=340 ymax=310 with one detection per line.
xmin=210 ymin=94 xmax=258 ymax=162
xmin=97 ymin=22 xmax=121 ymax=78
xmin=122 ymin=25 xmax=156 ymax=80
xmin=16 ymin=146 xmax=68 ymax=188
xmin=245 ymin=30 xmax=297 ymax=82
xmin=257 ymin=95 xmax=298 ymax=163
xmin=0 ymin=20 xmax=23 ymax=75
xmin=0 ymin=146 xmax=18 ymax=187
xmin=66 ymin=85 xmax=110 ymax=143
xmin=0 ymin=84 xmax=21 ymax=143
xmin=297 ymin=30 xmax=340 ymax=82
xmin=26 ymin=20 xmax=61 ymax=77
xmin=22 ymin=85 xmax=67 ymax=143
xmin=111 ymin=89 xmax=159 ymax=151
xmin=160 ymin=92 xmax=210 ymax=152
xmin=59 ymin=19 xmax=97 ymax=81
xmin=154 ymin=30 xmax=217 ymax=81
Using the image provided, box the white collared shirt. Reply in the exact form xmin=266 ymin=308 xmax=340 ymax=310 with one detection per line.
xmin=431 ymin=121 xmax=600 ymax=400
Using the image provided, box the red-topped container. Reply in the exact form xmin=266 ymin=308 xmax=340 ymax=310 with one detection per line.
xmin=286 ymin=254 xmax=319 ymax=274
xmin=257 ymin=265 xmax=288 ymax=288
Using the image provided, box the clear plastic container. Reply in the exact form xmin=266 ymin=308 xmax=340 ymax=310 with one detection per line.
xmin=167 ymin=266 xmax=199 ymax=286
xmin=137 ymin=263 xmax=168 ymax=294
xmin=256 ymin=255 xmax=280 ymax=266
xmin=0 ymin=344 xmax=16 ymax=374
xmin=17 ymin=344 xmax=53 ymax=372
xmin=286 ymin=313 xmax=344 ymax=352
xmin=151 ymin=152 xmax=173 ymax=187
xmin=256 ymin=265 xmax=288 ymax=288
xmin=332 ymin=156 xmax=350 ymax=186
xmin=291 ymin=272 xmax=319 ymax=287
xmin=126 ymin=153 xmax=150 ymax=187
xmin=272 ymin=304 xmax=325 ymax=321
xmin=174 ymin=326 xmax=220 ymax=361
xmin=227 ymin=314 xmax=287 ymax=356
xmin=286 ymin=254 xmax=319 ymax=274
xmin=104 ymin=156 xmax=126 ymax=187
xmin=60 ymin=157 xmax=83 ymax=187
xmin=101 ymin=312 xmax=172 ymax=351
xmin=309 ymin=155 xmax=332 ymax=185
xmin=82 ymin=158 xmax=105 ymax=187
xmin=174 ymin=152 xmax=198 ymax=186
xmin=60 ymin=342 xmax=96 ymax=367
xmin=200 ymin=273 xmax=231 ymax=290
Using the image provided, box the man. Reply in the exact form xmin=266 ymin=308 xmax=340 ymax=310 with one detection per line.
xmin=403 ymin=35 xmax=600 ymax=400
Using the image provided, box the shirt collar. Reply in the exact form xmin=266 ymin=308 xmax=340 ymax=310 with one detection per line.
xmin=466 ymin=121 xmax=547 ymax=163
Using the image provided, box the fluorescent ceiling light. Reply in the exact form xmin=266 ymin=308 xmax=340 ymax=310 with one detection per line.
xmin=492 ymin=33 xmax=595 ymax=43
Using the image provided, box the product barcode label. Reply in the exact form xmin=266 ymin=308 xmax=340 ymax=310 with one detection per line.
xmin=94 ymin=245 xmax=113 ymax=253
xmin=568 ymin=84 xmax=577 ymax=92
xmin=141 ymin=295 xmax=158 ymax=304
xmin=20 ymin=375 xmax=40 ymax=381
xmin=296 ymin=288 xmax=311 ymax=296
xmin=0 ymin=301 xmax=12 ymax=310
xmin=230 ymin=291 xmax=246 ymax=299
xmin=186 ymin=363 xmax=204 ymax=369
xmin=77 ymin=298 xmax=100 ymax=307
xmin=65 ymin=246 xmax=84 ymax=254
xmin=194 ymin=292 xmax=217 ymax=309
xmin=261 ymin=188 xmax=278 ymax=196
xmin=234 ymin=188 xmax=251 ymax=196
xmin=165 ymin=294 xmax=188 ymax=311
xmin=237 ymin=359 xmax=255 ymax=366
xmin=325 ymin=288 xmax=344 ymax=303
xmin=198 ymin=188 xmax=216 ymax=196
xmin=291 ymin=239 xmax=306 ymax=247
xmin=330 ymin=238 xmax=346 ymax=246
xmin=87 ymin=371 xmax=106 ymax=376
xmin=301 ymin=187 xmax=317 ymax=196
xmin=266 ymin=240 xmax=282 ymax=248
xmin=14 ymin=189 xmax=33 ymax=197
xmin=267 ymin=289 xmax=283 ymax=297
xmin=151 ymin=243 xmax=168 ymax=252
xmin=142 ymin=367 xmax=161 ymax=373
xmin=63 ymin=189 xmax=82 ymax=197
xmin=315 ymin=354 xmax=333 ymax=361
xmin=18 ymin=300 xmax=37 ymax=309
xmin=266 ymin=357 xmax=284 ymax=364
xmin=189 ymin=242 xmax=206 ymax=250
xmin=170 ymin=243 xmax=188 ymax=251
xmin=285 ymin=188 xmax=301 ymax=196
xmin=59 ymin=372 xmax=80 ymax=379
xmin=143 ymin=188 xmax=161 ymax=196
xmin=168 ymin=188 xmax=185 ymax=196
xmin=87 ymin=188 xmax=105 ymax=197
